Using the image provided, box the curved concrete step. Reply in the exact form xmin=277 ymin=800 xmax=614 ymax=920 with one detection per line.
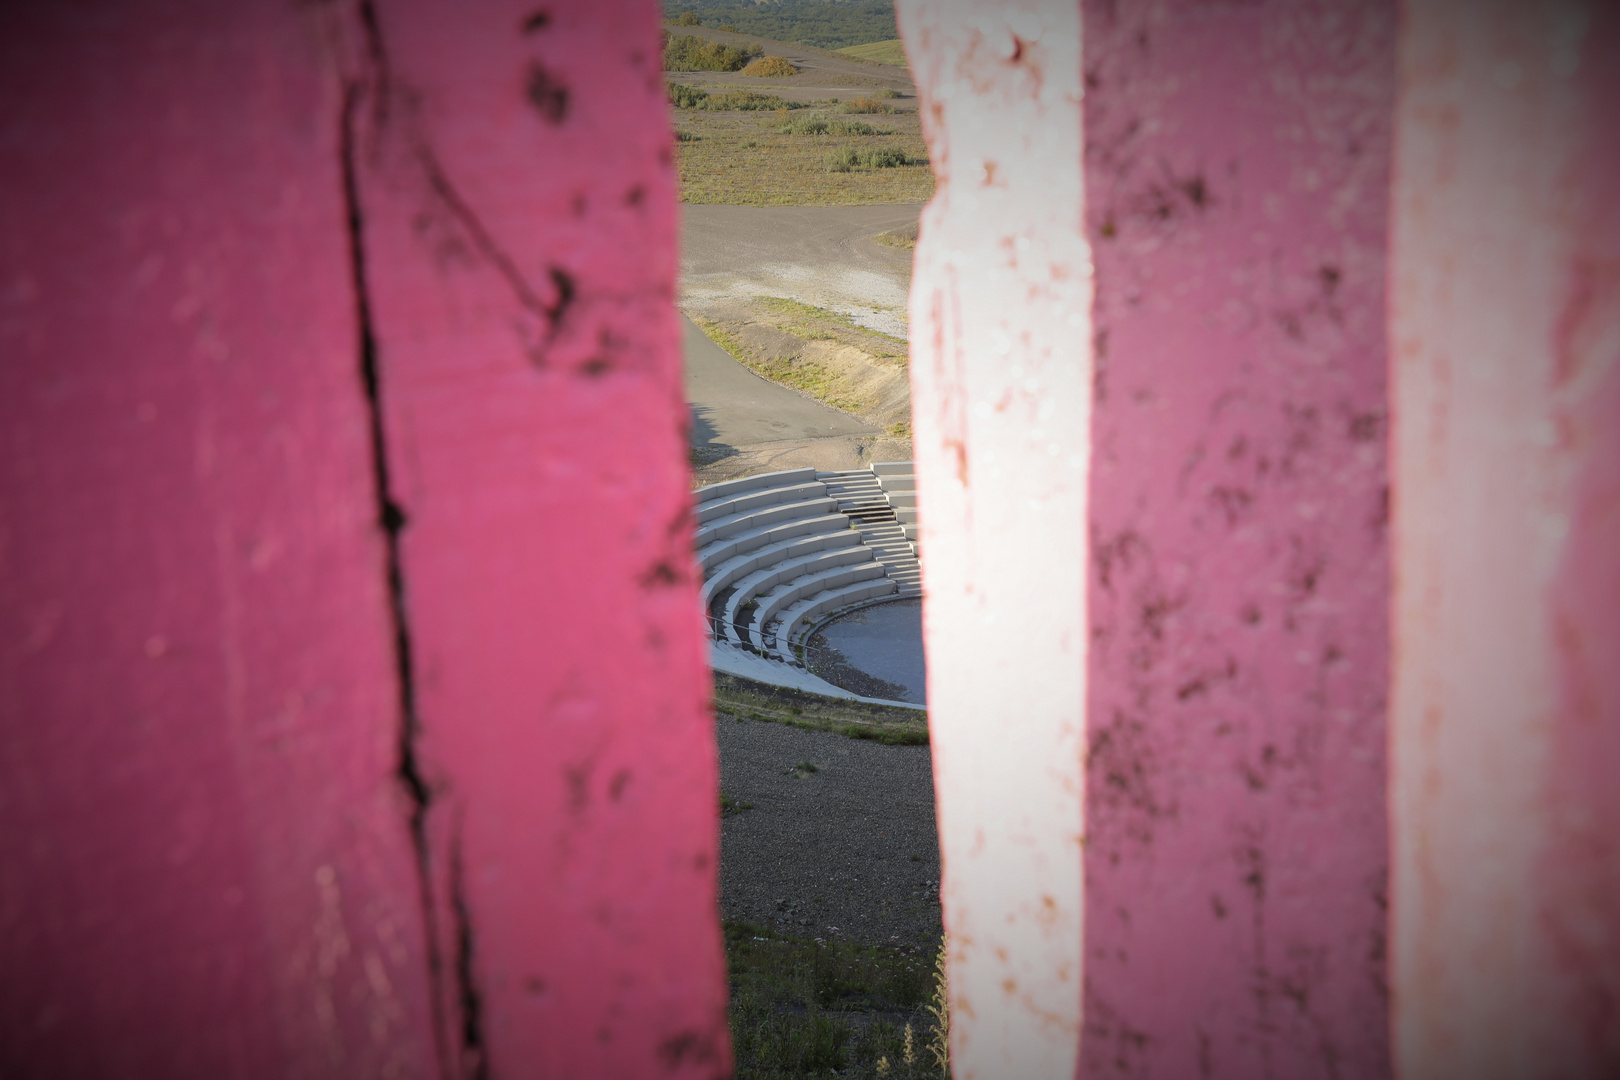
xmin=695 ymin=496 xmax=839 ymax=549
xmin=697 ymin=480 xmax=827 ymax=525
xmin=723 ymin=547 xmax=877 ymax=645
xmin=746 ymin=562 xmax=891 ymax=652
xmin=697 ymin=512 xmax=849 ymax=573
xmin=772 ymin=579 xmax=902 ymax=660
xmin=701 ymin=529 xmax=862 ymax=610
xmin=695 ymin=467 xmax=817 ymax=507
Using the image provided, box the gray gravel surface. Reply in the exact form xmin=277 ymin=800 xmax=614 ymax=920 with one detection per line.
xmin=716 ymin=713 xmax=942 ymax=947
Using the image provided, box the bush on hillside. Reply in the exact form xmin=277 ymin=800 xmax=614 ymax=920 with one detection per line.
xmin=667 ymin=81 xmax=710 ymax=108
xmin=825 ymin=145 xmax=913 ymax=172
xmin=741 ymin=55 xmax=798 ymax=77
xmin=777 ymin=113 xmax=890 ymax=137
xmin=667 ymin=83 xmax=803 ymax=112
xmin=674 ymin=11 xmax=701 ymax=26
xmin=705 ymin=89 xmax=799 ymax=111
xmin=663 ymin=32 xmax=761 ymax=72
xmin=840 ymin=95 xmax=895 ymax=114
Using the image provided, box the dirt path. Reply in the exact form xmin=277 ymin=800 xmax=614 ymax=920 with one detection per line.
xmin=680 ymin=204 xmax=922 ymax=481
xmin=682 ymin=203 xmax=920 ymax=337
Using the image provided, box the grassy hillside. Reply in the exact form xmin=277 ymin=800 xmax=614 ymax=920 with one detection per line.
xmin=836 ymin=39 xmax=907 ymax=67
xmin=662 ymin=1 xmax=896 ymax=50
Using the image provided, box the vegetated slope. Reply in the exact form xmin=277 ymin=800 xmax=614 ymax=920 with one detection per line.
xmin=661 ymin=0 xmax=896 ymax=51
xmin=836 ymin=39 xmax=907 ymax=67
xmin=663 ymin=22 xmax=930 ymax=206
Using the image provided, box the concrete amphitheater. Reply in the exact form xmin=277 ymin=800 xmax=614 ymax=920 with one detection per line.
xmin=696 ymin=462 xmax=923 ymax=708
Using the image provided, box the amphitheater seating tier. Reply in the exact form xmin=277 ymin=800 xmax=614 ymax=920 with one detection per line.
xmin=693 ymin=462 xmax=920 ymax=688
xmin=697 ymin=513 xmax=850 ymax=574
xmin=747 ymin=562 xmax=890 ymax=653
xmin=721 ymin=547 xmax=878 ymax=644
xmin=771 ymin=579 xmax=900 ymax=660
xmin=701 ymin=529 xmax=862 ymax=611
xmin=695 ymin=497 xmax=839 ymax=549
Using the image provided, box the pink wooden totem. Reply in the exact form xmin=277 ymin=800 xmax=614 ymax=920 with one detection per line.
xmin=1 ymin=1 xmax=728 ymax=1076
xmin=1080 ymin=2 xmax=1396 ymax=1077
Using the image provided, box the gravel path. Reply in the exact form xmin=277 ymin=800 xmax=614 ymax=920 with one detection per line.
xmin=716 ymin=713 xmax=942 ymax=947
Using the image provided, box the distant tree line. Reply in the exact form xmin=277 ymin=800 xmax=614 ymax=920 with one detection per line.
xmin=662 ymin=1 xmax=898 ymax=51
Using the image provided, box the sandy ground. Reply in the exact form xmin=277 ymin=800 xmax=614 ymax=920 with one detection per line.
xmin=680 ymin=204 xmax=923 ymax=482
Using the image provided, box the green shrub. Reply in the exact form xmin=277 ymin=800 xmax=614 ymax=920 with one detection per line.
xmin=673 ymin=11 xmax=701 ymax=26
xmin=876 ymin=88 xmax=903 ymax=99
xmin=742 ymin=55 xmax=798 ymax=77
xmin=778 ymin=113 xmax=890 ymax=136
xmin=826 ymin=145 xmax=913 ymax=172
xmin=704 ymin=89 xmax=799 ymax=111
xmin=718 ymin=23 xmax=738 ymax=32
xmin=668 ymin=82 xmax=803 ymax=112
xmin=674 ymin=129 xmax=699 ymax=142
xmin=840 ymin=95 xmax=895 ymax=114
xmin=666 ymin=81 xmax=710 ymax=108
xmin=663 ymin=32 xmax=761 ymax=72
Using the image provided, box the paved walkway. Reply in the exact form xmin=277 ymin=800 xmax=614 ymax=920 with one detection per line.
xmin=681 ymin=314 xmax=874 ymax=450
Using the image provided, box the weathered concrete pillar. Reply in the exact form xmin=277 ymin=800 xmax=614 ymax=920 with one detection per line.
xmin=0 ymin=1 xmax=727 ymax=1076
xmin=1388 ymin=2 xmax=1620 ymax=1076
xmin=895 ymin=2 xmax=1091 ymax=1077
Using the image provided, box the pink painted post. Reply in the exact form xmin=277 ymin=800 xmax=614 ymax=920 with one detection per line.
xmin=1389 ymin=2 xmax=1620 ymax=1075
xmin=0 ymin=3 xmax=436 ymax=1074
xmin=344 ymin=1 xmax=729 ymax=1075
xmin=1080 ymin=2 xmax=1395 ymax=1076
xmin=1 ymin=0 xmax=728 ymax=1076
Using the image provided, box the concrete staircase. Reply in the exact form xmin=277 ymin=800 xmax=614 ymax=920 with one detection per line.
xmin=816 ymin=467 xmax=922 ymax=597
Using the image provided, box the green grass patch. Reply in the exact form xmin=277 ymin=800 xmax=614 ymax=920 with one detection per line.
xmin=827 ymin=145 xmax=914 ymax=172
xmin=673 ymin=106 xmax=932 ymax=205
xmin=726 ymin=920 xmax=948 ymax=1079
xmin=841 ymin=95 xmax=896 ymax=115
xmin=693 ymin=317 xmax=868 ymax=412
xmin=836 ymin=39 xmax=909 ymax=67
xmin=755 ymin=296 xmax=909 ymax=358
xmin=777 ymin=113 xmax=891 ymax=137
xmin=875 ymin=225 xmax=918 ymax=250
xmin=721 ymin=792 xmax=754 ymax=816
xmin=713 ymin=672 xmax=928 ymax=744
xmin=662 ymin=2 xmax=898 ymax=51
xmin=669 ymin=83 xmax=806 ymax=112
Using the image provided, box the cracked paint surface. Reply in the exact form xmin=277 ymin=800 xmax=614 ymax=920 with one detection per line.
xmin=0 ymin=2 xmax=437 ymax=1074
xmin=1 ymin=1 xmax=728 ymax=1076
xmin=342 ymin=1 xmax=728 ymax=1076
xmin=1081 ymin=2 xmax=1394 ymax=1077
